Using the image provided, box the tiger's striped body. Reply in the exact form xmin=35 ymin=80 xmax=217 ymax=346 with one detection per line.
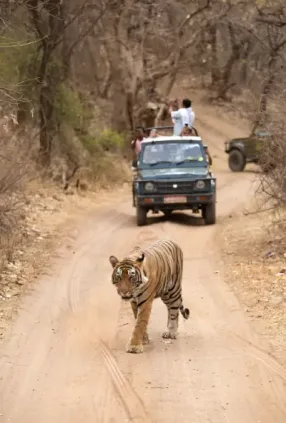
xmin=109 ymin=239 xmax=189 ymax=353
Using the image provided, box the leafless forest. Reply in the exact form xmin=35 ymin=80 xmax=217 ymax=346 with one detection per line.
xmin=0 ymin=0 xmax=286 ymax=204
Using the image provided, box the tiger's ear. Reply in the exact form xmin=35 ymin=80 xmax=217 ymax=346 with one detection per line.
xmin=136 ymin=253 xmax=145 ymax=263
xmin=109 ymin=255 xmax=119 ymax=268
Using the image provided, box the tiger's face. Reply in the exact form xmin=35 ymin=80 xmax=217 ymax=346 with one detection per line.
xmin=109 ymin=254 xmax=148 ymax=300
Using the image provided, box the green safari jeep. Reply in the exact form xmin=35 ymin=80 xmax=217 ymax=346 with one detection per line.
xmin=132 ymin=129 xmax=216 ymax=226
xmin=224 ymin=129 xmax=271 ymax=172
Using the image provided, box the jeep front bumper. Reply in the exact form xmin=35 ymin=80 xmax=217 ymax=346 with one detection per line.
xmin=136 ymin=193 xmax=215 ymax=208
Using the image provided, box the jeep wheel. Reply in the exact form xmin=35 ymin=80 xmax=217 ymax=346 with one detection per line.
xmin=136 ymin=205 xmax=147 ymax=226
xmin=132 ymin=185 xmax=136 ymax=207
xmin=202 ymin=203 xmax=216 ymax=225
xmin=228 ymin=149 xmax=246 ymax=172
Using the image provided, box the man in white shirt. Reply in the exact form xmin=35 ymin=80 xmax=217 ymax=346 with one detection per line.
xmin=169 ymin=98 xmax=195 ymax=136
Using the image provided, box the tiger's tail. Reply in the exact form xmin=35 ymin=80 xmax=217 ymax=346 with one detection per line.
xmin=180 ymin=304 xmax=190 ymax=319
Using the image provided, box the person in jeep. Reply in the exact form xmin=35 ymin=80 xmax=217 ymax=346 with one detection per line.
xmin=180 ymin=125 xmax=213 ymax=166
xmin=169 ymin=98 xmax=195 ymax=135
xmin=131 ymin=126 xmax=145 ymax=158
xmin=205 ymin=146 xmax=213 ymax=166
xmin=180 ymin=124 xmax=196 ymax=136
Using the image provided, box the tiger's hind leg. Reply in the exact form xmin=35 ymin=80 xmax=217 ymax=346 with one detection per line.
xmin=162 ymin=305 xmax=179 ymax=339
xmin=161 ymin=293 xmax=183 ymax=339
xmin=130 ymin=301 xmax=150 ymax=345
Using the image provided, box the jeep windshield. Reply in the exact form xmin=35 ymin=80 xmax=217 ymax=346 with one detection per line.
xmin=140 ymin=141 xmax=206 ymax=168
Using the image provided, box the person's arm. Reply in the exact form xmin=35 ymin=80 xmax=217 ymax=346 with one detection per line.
xmin=131 ymin=139 xmax=136 ymax=150
xmin=206 ymin=148 xmax=213 ymax=166
xmin=190 ymin=111 xmax=195 ymax=126
xmin=171 ymin=110 xmax=181 ymax=119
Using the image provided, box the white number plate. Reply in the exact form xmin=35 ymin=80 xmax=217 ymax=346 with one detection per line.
xmin=164 ymin=196 xmax=187 ymax=204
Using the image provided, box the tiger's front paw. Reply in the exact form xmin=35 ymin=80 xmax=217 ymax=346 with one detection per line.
xmin=126 ymin=341 xmax=144 ymax=354
xmin=162 ymin=331 xmax=177 ymax=340
xmin=142 ymin=332 xmax=150 ymax=345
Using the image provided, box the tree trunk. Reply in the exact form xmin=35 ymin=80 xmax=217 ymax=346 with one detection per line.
xmin=216 ymin=24 xmax=240 ymax=100
xmin=209 ymin=24 xmax=220 ymax=86
xmin=258 ymin=55 xmax=277 ymax=126
xmin=240 ymin=41 xmax=251 ymax=84
xmin=38 ymin=83 xmax=56 ymax=165
xmin=27 ymin=0 xmax=65 ymax=164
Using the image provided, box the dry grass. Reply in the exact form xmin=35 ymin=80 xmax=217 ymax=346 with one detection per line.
xmin=220 ymin=210 xmax=286 ymax=366
xmin=89 ymin=154 xmax=131 ymax=189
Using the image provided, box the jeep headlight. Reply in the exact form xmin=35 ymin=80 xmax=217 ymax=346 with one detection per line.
xmin=195 ymin=180 xmax=205 ymax=190
xmin=145 ymin=182 xmax=155 ymax=192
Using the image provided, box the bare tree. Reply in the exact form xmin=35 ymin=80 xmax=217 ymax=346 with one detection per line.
xmin=19 ymin=0 xmax=107 ymax=164
xmin=255 ymin=5 xmax=286 ymax=123
xmin=91 ymin=0 xmax=218 ymax=131
xmin=2 ymin=0 xmax=286 ymax=159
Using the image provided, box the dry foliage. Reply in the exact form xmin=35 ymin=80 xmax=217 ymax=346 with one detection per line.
xmin=0 ymin=131 xmax=32 ymax=267
xmin=252 ymin=80 xmax=286 ymax=240
xmin=1 ymin=0 xmax=286 ymax=157
xmin=259 ymin=136 xmax=286 ymax=206
xmin=220 ymin=211 xmax=286 ymax=366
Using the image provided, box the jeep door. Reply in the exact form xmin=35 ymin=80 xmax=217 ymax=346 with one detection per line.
xmin=254 ymin=133 xmax=265 ymax=156
xmin=245 ymin=134 xmax=262 ymax=161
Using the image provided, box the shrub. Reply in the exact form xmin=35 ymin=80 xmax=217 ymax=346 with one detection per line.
xmin=80 ymin=129 xmax=125 ymax=155
xmin=89 ymin=154 xmax=130 ymax=188
xmin=258 ymin=132 xmax=286 ymax=207
xmin=96 ymin=129 xmax=125 ymax=152
xmin=55 ymin=83 xmax=91 ymax=130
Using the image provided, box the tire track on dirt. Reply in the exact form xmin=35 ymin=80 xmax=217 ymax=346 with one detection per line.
xmin=2 ymin=108 xmax=286 ymax=422
xmin=231 ymin=333 xmax=286 ymax=414
xmin=100 ymin=341 xmax=152 ymax=423
xmin=66 ymin=205 xmax=153 ymax=423
xmin=108 ymin=223 xmax=169 ymax=422
xmin=231 ymin=334 xmax=286 ymax=382
xmin=0 ymin=203 xmax=139 ymax=423
xmin=101 ymin=216 xmax=169 ymax=422
xmin=67 ymin=209 xmax=127 ymax=313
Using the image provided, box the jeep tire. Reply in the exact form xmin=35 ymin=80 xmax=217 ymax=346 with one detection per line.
xmin=136 ymin=205 xmax=147 ymax=226
xmin=228 ymin=149 xmax=246 ymax=172
xmin=132 ymin=184 xmax=136 ymax=207
xmin=203 ymin=203 xmax=216 ymax=225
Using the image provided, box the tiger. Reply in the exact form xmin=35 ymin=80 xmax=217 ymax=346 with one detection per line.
xmin=109 ymin=239 xmax=189 ymax=353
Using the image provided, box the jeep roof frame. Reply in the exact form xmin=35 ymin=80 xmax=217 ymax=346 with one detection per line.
xmin=141 ymin=135 xmax=202 ymax=144
xmin=145 ymin=126 xmax=199 ymax=136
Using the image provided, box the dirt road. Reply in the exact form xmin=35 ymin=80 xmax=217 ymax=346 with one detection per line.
xmin=1 ymin=118 xmax=286 ymax=423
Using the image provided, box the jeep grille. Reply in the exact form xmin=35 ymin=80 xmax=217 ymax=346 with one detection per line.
xmin=149 ymin=181 xmax=195 ymax=194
